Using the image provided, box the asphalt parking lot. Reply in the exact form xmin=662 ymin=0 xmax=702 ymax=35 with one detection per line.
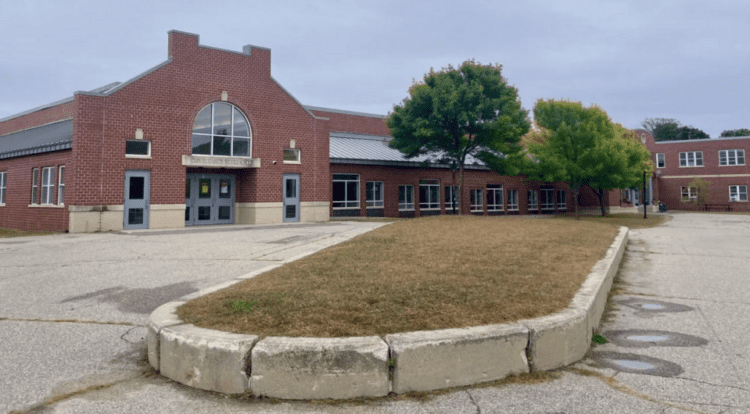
xmin=1 ymin=213 xmax=748 ymax=413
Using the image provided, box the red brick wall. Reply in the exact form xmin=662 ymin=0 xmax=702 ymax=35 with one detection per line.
xmin=68 ymin=31 xmax=330 ymax=208
xmin=0 ymin=101 xmax=75 ymax=136
xmin=637 ymin=129 xmax=750 ymax=211
xmin=0 ymin=151 xmax=71 ymax=232
xmin=330 ymin=164 xmax=592 ymax=217
xmin=308 ymin=109 xmax=391 ymax=137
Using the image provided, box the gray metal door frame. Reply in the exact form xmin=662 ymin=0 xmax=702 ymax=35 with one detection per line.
xmin=283 ymin=173 xmax=300 ymax=223
xmin=185 ymin=173 xmax=235 ymax=226
xmin=124 ymin=170 xmax=150 ymax=230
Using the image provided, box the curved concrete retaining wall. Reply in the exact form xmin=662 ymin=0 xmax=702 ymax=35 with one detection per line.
xmin=148 ymin=227 xmax=628 ymax=399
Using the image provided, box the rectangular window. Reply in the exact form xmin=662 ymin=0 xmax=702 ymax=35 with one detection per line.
xmin=656 ymin=153 xmax=665 ymax=168
xmin=681 ymin=186 xmax=697 ymax=202
xmin=486 ymin=185 xmax=503 ymax=211
xmin=444 ymin=186 xmax=458 ymax=211
xmin=283 ymin=148 xmax=301 ymax=164
xmin=398 ymin=185 xmax=414 ymax=211
xmin=419 ymin=179 xmax=440 ymax=210
xmin=57 ymin=166 xmax=65 ymax=205
xmin=528 ymin=190 xmax=538 ymax=211
xmin=679 ymin=151 xmax=703 ymax=167
xmin=41 ymin=167 xmax=54 ymax=205
xmin=332 ymin=174 xmax=359 ymax=209
xmin=470 ymin=189 xmax=483 ymax=212
xmin=557 ymin=189 xmax=566 ymax=210
xmin=507 ymin=189 xmax=519 ymax=211
xmin=31 ymin=168 xmax=39 ymax=204
xmin=729 ymin=185 xmax=748 ymax=202
xmin=366 ymin=181 xmax=384 ymax=208
xmin=719 ymin=149 xmax=745 ymax=166
xmin=0 ymin=171 xmax=6 ymax=204
xmin=541 ymin=188 xmax=555 ymax=210
xmin=125 ymin=140 xmax=151 ymax=157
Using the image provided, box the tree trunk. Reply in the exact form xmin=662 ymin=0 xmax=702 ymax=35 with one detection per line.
xmin=573 ymin=186 xmax=580 ymax=220
xmin=595 ymin=188 xmax=607 ymax=216
xmin=458 ymin=164 xmax=465 ymax=215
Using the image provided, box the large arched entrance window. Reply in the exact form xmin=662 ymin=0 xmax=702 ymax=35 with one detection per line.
xmin=191 ymin=103 xmax=252 ymax=157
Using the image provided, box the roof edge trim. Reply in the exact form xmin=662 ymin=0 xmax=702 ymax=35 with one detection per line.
xmin=304 ymin=106 xmax=387 ymax=119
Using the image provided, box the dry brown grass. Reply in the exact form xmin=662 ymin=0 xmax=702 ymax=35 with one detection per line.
xmin=178 ymin=215 xmax=622 ymax=337
xmin=0 ymin=228 xmax=56 ymax=238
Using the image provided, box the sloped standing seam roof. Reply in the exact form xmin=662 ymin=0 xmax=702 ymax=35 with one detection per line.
xmin=0 ymin=120 xmax=73 ymax=160
xmin=329 ymin=132 xmax=489 ymax=170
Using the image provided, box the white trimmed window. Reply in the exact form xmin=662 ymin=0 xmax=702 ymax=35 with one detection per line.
xmin=470 ymin=189 xmax=483 ymax=212
xmin=679 ymin=151 xmax=703 ymax=167
xmin=57 ymin=166 xmax=65 ymax=205
xmin=486 ymin=185 xmax=503 ymax=211
xmin=191 ymin=102 xmax=252 ymax=157
xmin=31 ymin=168 xmax=39 ymax=204
xmin=557 ymin=189 xmax=566 ymax=210
xmin=419 ymin=179 xmax=440 ymax=210
xmin=729 ymin=185 xmax=748 ymax=202
xmin=366 ymin=181 xmax=384 ymax=208
xmin=332 ymin=174 xmax=359 ymax=209
xmin=125 ymin=140 xmax=151 ymax=157
xmin=507 ymin=189 xmax=519 ymax=211
xmin=681 ymin=186 xmax=697 ymax=202
xmin=398 ymin=185 xmax=414 ymax=210
xmin=41 ymin=167 xmax=54 ymax=204
xmin=528 ymin=190 xmax=538 ymax=211
xmin=719 ymin=149 xmax=745 ymax=166
xmin=444 ymin=186 xmax=458 ymax=211
xmin=283 ymin=148 xmax=301 ymax=164
xmin=0 ymin=171 xmax=6 ymax=204
xmin=541 ymin=188 xmax=555 ymax=211
xmin=656 ymin=153 xmax=665 ymax=168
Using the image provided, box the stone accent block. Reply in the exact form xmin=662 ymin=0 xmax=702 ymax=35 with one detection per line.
xmin=522 ymin=308 xmax=590 ymax=372
xmin=251 ymin=336 xmax=389 ymax=399
xmin=147 ymin=301 xmax=185 ymax=371
xmin=159 ymin=324 xmax=258 ymax=394
xmin=386 ymin=324 xmax=529 ymax=394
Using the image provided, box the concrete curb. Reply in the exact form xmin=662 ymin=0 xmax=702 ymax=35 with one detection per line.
xmin=147 ymin=226 xmax=629 ymax=399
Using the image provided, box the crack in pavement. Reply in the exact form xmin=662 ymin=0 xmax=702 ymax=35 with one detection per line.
xmin=465 ymin=390 xmax=481 ymax=414
xmin=626 ymin=248 xmax=750 ymax=260
xmin=621 ymin=293 xmax=750 ymax=306
xmin=570 ymin=368 xmax=707 ymax=414
xmin=0 ymin=317 xmax=142 ymax=327
xmin=674 ymin=376 xmax=750 ymax=393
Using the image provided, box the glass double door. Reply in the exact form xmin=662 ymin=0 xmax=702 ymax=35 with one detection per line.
xmin=185 ymin=173 xmax=235 ymax=226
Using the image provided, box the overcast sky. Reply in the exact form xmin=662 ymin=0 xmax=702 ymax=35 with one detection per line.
xmin=1 ymin=0 xmax=748 ymax=137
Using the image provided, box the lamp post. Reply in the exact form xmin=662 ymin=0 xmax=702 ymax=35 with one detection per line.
xmin=643 ymin=169 xmax=647 ymax=219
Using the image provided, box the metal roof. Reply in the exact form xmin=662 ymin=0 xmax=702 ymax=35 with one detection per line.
xmin=329 ymin=132 xmax=488 ymax=169
xmin=0 ymin=120 xmax=73 ymax=160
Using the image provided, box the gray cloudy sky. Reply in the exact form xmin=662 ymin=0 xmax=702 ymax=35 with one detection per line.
xmin=1 ymin=0 xmax=747 ymax=137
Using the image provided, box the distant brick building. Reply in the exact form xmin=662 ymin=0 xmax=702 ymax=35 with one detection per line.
xmin=0 ymin=30 xmax=610 ymax=233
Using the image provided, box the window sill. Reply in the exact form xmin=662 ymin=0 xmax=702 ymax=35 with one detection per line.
xmin=678 ymin=165 xmax=704 ymax=168
xmin=419 ymin=208 xmax=440 ymax=211
xmin=332 ymin=207 xmax=360 ymax=210
xmin=398 ymin=208 xmax=415 ymax=212
xmin=719 ymin=164 xmax=745 ymax=167
xmin=366 ymin=206 xmax=384 ymax=209
xmin=28 ymin=204 xmax=65 ymax=208
xmin=283 ymin=160 xmax=301 ymax=165
xmin=126 ymin=155 xmax=152 ymax=159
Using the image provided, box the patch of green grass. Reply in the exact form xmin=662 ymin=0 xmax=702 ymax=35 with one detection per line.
xmin=592 ymin=333 xmax=608 ymax=344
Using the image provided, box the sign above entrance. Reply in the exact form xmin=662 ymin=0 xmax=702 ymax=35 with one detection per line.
xmin=182 ymin=155 xmax=260 ymax=169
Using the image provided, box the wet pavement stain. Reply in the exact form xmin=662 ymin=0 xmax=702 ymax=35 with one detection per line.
xmin=603 ymin=329 xmax=709 ymax=348
xmin=591 ymin=351 xmax=684 ymax=377
xmin=617 ymin=297 xmax=694 ymax=314
xmin=60 ymin=282 xmax=197 ymax=314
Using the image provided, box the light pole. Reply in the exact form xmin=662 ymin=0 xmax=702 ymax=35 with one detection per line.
xmin=643 ymin=169 xmax=647 ymax=219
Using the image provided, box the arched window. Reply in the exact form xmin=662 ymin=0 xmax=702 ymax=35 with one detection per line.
xmin=191 ymin=103 xmax=252 ymax=157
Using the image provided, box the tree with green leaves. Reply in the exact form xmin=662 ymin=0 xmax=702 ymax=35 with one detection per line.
xmin=526 ymin=100 xmax=651 ymax=218
xmin=688 ymin=177 xmax=711 ymax=206
xmin=387 ymin=60 xmax=530 ymax=214
xmin=642 ymin=118 xmax=710 ymax=141
xmin=720 ymin=128 xmax=750 ymax=137
xmin=641 ymin=118 xmax=679 ymax=136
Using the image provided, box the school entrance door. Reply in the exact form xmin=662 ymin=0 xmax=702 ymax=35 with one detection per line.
xmin=185 ymin=173 xmax=235 ymax=226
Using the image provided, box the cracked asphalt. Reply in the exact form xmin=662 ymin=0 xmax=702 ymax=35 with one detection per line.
xmin=1 ymin=213 xmax=749 ymax=413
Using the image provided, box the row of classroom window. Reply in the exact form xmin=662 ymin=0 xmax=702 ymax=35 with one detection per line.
xmin=0 ymin=167 xmax=65 ymax=206
xmin=656 ymin=149 xmax=746 ymax=168
xmin=332 ymin=175 xmax=567 ymax=213
xmin=681 ymin=185 xmax=748 ymax=202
